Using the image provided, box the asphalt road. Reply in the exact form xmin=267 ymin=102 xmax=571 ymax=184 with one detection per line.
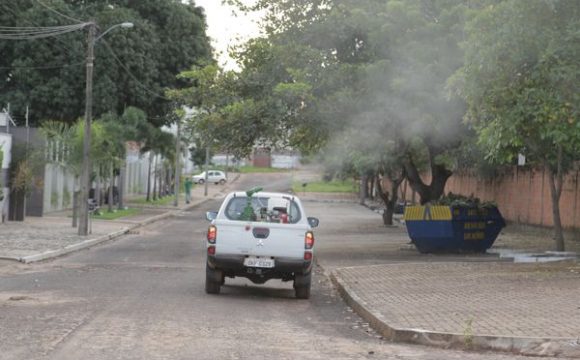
xmin=0 ymin=174 xmax=548 ymax=359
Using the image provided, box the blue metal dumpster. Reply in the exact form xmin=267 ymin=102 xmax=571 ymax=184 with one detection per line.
xmin=404 ymin=205 xmax=506 ymax=253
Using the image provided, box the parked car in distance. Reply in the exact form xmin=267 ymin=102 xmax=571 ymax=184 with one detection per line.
xmin=192 ymin=170 xmax=227 ymax=185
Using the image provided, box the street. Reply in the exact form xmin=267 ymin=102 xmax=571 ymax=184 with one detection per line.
xmin=0 ymin=174 xmax=560 ymax=359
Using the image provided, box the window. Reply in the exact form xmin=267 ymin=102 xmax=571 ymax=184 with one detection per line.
xmin=224 ymin=196 xmax=301 ymax=224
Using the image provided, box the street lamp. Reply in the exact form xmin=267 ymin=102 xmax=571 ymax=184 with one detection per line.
xmin=95 ymin=22 xmax=134 ymax=42
xmin=78 ymin=22 xmax=134 ymax=236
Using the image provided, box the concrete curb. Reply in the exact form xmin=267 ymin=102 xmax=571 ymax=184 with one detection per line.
xmin=14 ymin=174 xmax=242 ymax=264
xmin=20 ymin=228 xmax=131 ymax=264
xmin=0 ymin=256 xmax=21 ymax=262
xmin=329 ymin=271 xmax=580 ymax=358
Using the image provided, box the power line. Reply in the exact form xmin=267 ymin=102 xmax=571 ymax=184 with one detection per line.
xmin=35 ymin=0 xmax=84 ymax=24
xmin=102 ymin=39 xmax=171 ymax=101
xmin=0 ymin=3 xmax=85 ymax=62
xmin=0 ymin=23 xmax=89 ymax=40
xmin=0 ymin=61 xmax=85 ymax=70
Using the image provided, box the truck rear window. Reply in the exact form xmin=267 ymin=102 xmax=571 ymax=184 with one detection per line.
xmin=224 ymin=196 xmax=302 ymax=224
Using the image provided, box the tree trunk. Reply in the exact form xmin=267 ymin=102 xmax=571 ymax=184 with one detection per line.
xmin=118 ymin=162 xmax=125 ymax=211
xmin=359 ymin=175 xmax=368 ymax=205
xmin=157 ymin=168 xmax=162 ymax=199
xmin=166 ymin=169 xmax=171 ymax=196
xmin=152 ymin=155 xmax=158 ymax=201
xmin=72 ymin=177 xmax=79 ymax=228
xmin=157 ymin=165 xmax=165 ymax=199
xmin=376 ymin=172 xmax=404 ymax=226
xmin=146 ymin=153 xmax=153 ymax=202
xmin=95 ymin=167 xmax=101 ymax=206
xmin=369 ymin=176 xmax=375 ymax=200
xmin=108 ymin=163 xmax=114 ymax=213
xmin=72 ymin=190 xmax=79 ymax=228
xmin=403 ymin=150 xmax=452 ymax=205
xmin=546 ymin=152 xmax=565 ymax=251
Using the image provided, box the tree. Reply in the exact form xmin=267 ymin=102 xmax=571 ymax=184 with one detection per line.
xmin=94 ymin=113 xmax=126 ymax=212
xmin=226 ymin=0 xmax=473 ymax=204
xmin=0 ymin=0 xmax=212 ymax=127
xmin=168 ymin=63 xmax=242 ymax=161
xmin=451 ymin=0 xmax=580 ymax=251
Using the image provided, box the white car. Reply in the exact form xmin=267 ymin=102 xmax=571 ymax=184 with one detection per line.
xmin=192 ymin=170 xmax=227 ymax=185
xmin=204 ymin=189 xmax=320 ymax=299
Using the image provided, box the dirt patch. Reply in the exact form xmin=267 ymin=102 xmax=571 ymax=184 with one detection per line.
xmin=0 ymin=292 xmax=85 ymax=307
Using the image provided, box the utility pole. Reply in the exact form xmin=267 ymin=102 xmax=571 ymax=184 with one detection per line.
xmin=204 ymin=146 xmax=209 ymax=196
xmin=23 ymin=105 xmax=29 ymax=218
xmin=174 ymin=117 xmax=181 ymax=207
xmin=78 ymin=22 xmax=95 ymax=236
xmin=225 ymin=152 xmax=229 ymax=181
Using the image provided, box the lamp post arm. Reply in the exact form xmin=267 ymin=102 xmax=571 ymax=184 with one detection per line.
xmin=94 ymin=22 xmax=134 ymax=43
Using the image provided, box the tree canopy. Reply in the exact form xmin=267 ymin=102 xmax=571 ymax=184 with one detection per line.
xmin=0 ymin=0 xmax=212 ymax=126
xmin=451 ymin=0 xmax=580 ymax=250
xmin=220 ymin=0 xmax=476 ymax=204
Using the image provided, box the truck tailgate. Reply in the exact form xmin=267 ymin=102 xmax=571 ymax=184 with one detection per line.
xmin=214 ymin=220 xmax=307 ymax=259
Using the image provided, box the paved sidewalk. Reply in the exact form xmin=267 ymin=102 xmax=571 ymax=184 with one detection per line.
xmin=303 ymin=199 xmax=580 ymax=358
xmin=0 ymin=174 xmax=239 ymax=263
xmin=332 ymin=262 xmax=580 ymax=357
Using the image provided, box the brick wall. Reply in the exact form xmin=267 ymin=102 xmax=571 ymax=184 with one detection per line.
xmin=398 ymin=166 xmax=580 ymax=229
xmin=252 ymin=148 xmax=271 ymax=168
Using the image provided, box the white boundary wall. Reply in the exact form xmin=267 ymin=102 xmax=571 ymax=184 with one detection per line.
xmin=0 ymin=133 xmax=12 ymax=220
xmin=43 ymin=147 xmax=151 ymax=214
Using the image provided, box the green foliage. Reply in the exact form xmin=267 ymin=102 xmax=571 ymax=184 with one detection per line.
xmin=188 ymin=141 xmax=210 ymax=170
xmin=0 ymin=0 xmax=212 ymax=127
xmin=51 ymin=191 xmax=59 ymax=208
xmin=168 ymin=63 xmax=251 ymax=157
xmin=222 ymin=0 xmax=477 ymax=204
xmin=63 ymin=188 xmax=71 ymax=208
xmin=130 ymin=195 xmax=175 ymax=206
xmin=452 ymin=0 xmax=580 ymax=171
xmin=8 ymin=143 xmax=44 ymax=197
xmin=91 ymin=207 xmax=141 ymax=220
xmin=435 ymin=192 xmax=497 ymax=208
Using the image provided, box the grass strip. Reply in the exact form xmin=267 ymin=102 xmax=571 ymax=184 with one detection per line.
xmin=292 ymin=180 xmax=356 ymax=193
xmin=129 ymin=195 xmax=180 ymax=206
xmin=92 ymin=207 xmax=141 ymax=220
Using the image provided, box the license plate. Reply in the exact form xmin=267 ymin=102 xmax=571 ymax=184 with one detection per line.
xmin=243 ymin=257 xmax=275 ymax=268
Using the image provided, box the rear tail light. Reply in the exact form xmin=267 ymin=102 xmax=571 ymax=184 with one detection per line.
xmin=305 ymin=231 xmax=314 ymax=249
xmin=207 ymin=245 xmax=216 ymax=256
xmin=304 ymin=252 xmax=313 ymax=261
xmin=207 ymin=225 xmax=217 ymax=243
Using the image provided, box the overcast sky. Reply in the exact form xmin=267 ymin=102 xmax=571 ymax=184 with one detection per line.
xmin=194 ymin=0 xmax=262 ymax=70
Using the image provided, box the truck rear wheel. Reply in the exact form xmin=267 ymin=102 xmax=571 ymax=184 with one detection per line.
xmin=294 ymin=273 xmax=311 ymax=299
xmin=205 ymin=265 xmax=222 ymax=294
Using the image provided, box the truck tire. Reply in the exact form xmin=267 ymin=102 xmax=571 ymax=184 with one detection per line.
xmin=294 ymin=273 xmax=311 ymax=299
xmin=205 ymin=265 xmax=222 ymax=294
xmin=198 ymin=179 xmax=205 ymax=185
xmin=219 ymin=179 xmax=226 ymax=185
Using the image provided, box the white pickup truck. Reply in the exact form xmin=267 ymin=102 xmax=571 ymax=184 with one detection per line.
xmin=204 ymin=188 xmax=320 ymax=299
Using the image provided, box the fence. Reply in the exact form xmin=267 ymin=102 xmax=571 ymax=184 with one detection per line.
xmin=398 ymin=166 xmax=580 ymax=230
xmin=43 ymin=152 xmax=150 ymax=213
